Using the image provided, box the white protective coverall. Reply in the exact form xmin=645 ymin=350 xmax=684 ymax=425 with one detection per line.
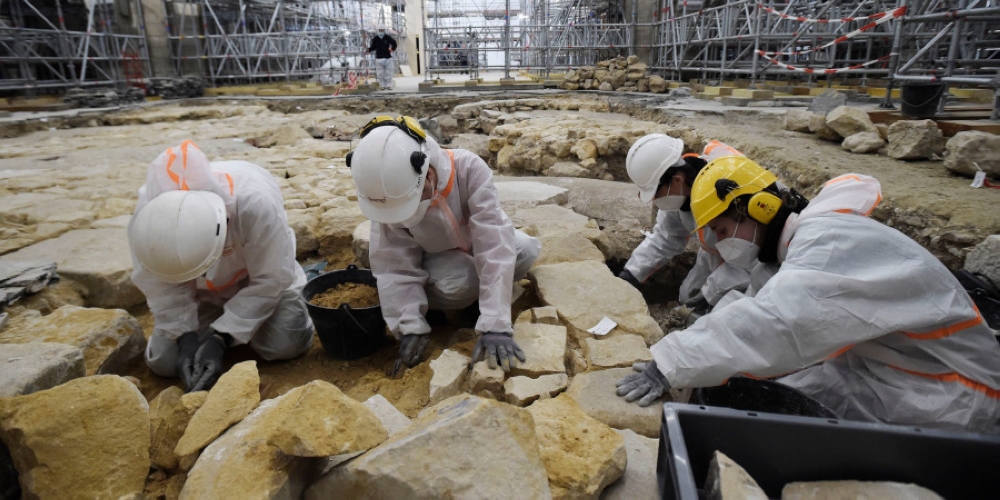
xmin=369 ymin=137 xmax=541 ymax=338
xmin=131 ymin=142 xmax=313 ymax=376
xmin=651 ymin=174 xmax=1000 ymax=433
xmin=624 ymin=140 xmax=751 ymax=304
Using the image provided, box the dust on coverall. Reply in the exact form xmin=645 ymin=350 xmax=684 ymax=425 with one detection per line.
xmin=131 ymin=142 xmax=313 ymax=376
xmin=651 ymin=173 xmax=1000 ymax=433
xmin=369 ymin=138 xmax=541 ymax=338
xmin=623 ymin=140 xmax=751 ymax=304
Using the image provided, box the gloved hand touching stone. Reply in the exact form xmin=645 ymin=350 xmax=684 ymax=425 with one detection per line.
xmin=189 ymin=331 xmax=230 ymax=392
xmin=399 ymin=333 xmax=430 ymax=368
xmin=616 ymin=361 xmax=670 ymax=407
xmin=472 ymin=331 xmax=526 ymax=372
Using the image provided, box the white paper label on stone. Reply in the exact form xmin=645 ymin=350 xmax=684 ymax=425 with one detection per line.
xmin=587 ymin=317 xmax=618 ymax=336
xmin=971 ymin=171 xmax=986 ymax=189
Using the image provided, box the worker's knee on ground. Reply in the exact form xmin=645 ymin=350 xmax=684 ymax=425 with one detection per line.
xmin=514 ymin=230 xmax=541 ymax=280
xmin=425 ymin=250 xmax=479 ymax=310
xmin=249 ymin=290 xmax=314 ymax=361
xmin=145 ymin=330 xmax=180 ymax=378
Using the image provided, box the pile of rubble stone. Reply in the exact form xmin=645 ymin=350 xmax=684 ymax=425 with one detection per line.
xmin=561 ymin=55 xmax=670 ymax=94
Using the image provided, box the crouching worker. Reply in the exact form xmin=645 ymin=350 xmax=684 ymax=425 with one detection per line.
xmin=129 ymin=141 xmax=314 ymax=392
xmin=347 ymin=116 xmax=541 ymax=371
xmin=619 ymin=136 xmax=752 ymax=314
xmin=617 ymin=156 xmax=1000 ymax=434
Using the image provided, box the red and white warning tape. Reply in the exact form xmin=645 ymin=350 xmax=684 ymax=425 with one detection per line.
xmin=759 ymin=6 xmax=906 ymax=56
xmin=756 ymin=51 xmax=891 ymax=74
xmin=757 ymin=4 xmax=906 ymax=25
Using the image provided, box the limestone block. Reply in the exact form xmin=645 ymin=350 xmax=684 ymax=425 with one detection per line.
xmin=511 ymin=205 xmax=601 ymax=241
xmin=564 ymin=70 xmax=580 ymax=83
xmin=594 ymin=69 xmax=610 ymax=82
xmin=149 ymin=387 xmax=208 ymax=470
xmin=252 ymin=123 xmax=312 ymax=148
xmin=351 ymin=220 xmax=372 ymax=269
xmin=572 ymin=139 xmax=599 ymax=160
xmin=599 ymin=82 xmax=614 ymax=92
xmin=782 ymin=480 xmax=944 ymax=500
xmin=637 ymin=79 xmax=649 ymax=92
xmin=175 ymin=360 xmax=261 ymax=457
xmin=564 ymin=82 xmax=581 ymax=91
xmin=887 ymin=119 xmax=945 ymax=161
xmin=468 ymin=360 xmax=505 ymax=395
xmin=669 ymin=87 xmax=692 ymax=98
xmin=530 ymin=260 xmax=663 ymax=345
xmin=495 ymin=180 xmax=569 ymax=212
xmin=732 ymin=89 xmax=774 ymax=99
xmin=181 ymin=386 xmax=338 ymax=499
xmin=528 ymin=395 xmax=626 ymax=499
xmin=601 ymin=429 xmax=659 ymax=500
xmin=547 ymin=161 xmax=591 ymax=178
xmin=704 ymin=451 xmax=768 ymax=500
xmin=826 ymin=105 xmax=879 ymax=138
xmin=305 ymin=395 xmax=552 ymax=499
xmin=503 ymin=374 xmax=569 ymax=406
xmin=944 ymin=131 xmax=1000 ymax=178
xmin=535 ymin=235 xmax=607 ymax=267
xmin=448 ymin=134 xmax=491 ymax=161
xmin=0 ymin=193 xmax=94 ymax=226
xmin=0 ymin=376 xmax=149 ymax=499
xmin=578 ymin=69 xmax=595 ymax=80
xmin=0 ymin=342 xmax=85 ymax=398
xmin=0 ymin=228 xmax=143 ymax=308
xmin=584 ymin=334 xmax=652 ymax=369
xmin=429 ymin=349 xmax=471 ymax=404
xmin=0 ymin=305 xmax=145 ymax=376
xmin=784 ymin=109 xmax=812 ymax=132
xmin=842 ymin=132 xmax=885 ymax=154
xmin=286 ymin=209 xmax=320 ymax=258
xmin=267 ymin=380 xmax=387 ymax=457
xmin=510 ymin=322 xmax=568 ymax=378
xmin=595 ymin=217 xmax=645 ymax=261
xmin=317 ymin=204 xmax=367 ymax=263
xmin=648 ymin=76 xmax=668 ymax=93
xmin=531 ymin=306 xmax=560 ymax=325
xmin=965 ymin=235 xmax=1000 ymax=284
xmin=876 ymin=123 xmax=889 ymax=140
xmin=808 ymin=113 xmax=841 ymax=141
xmin=566 ymin=368 xmax=665 ymax=438
xmin=610 ymin=70 xmax=627 ymax=89
xmin=806 ymin=89 xmax=847 ymax=116
xmin=362 ymin=395 xmax=411 ymax=436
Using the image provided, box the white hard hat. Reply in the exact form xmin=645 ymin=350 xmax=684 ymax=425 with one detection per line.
xmin=377 ymin=24 xmax=387 ymax=31
xmin=128 ymin=190 xmax=228 ymax=283
xmin=349 ymin=125 xmax=429 ymax=224
xmin=626 ymin=134 xmax=685 ymax=203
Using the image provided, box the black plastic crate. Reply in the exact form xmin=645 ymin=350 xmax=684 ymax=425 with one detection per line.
xmin=657 ymin=403 xmax=1000 ymax=499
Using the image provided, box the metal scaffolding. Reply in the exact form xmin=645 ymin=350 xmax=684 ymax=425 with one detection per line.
xmin=0 ymin=0 xmax=151 ymax=94
xmin=163 ymin=0 xmax=409 ymax=85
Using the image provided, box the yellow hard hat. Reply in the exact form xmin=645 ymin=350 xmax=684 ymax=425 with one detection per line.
xmin=690 ymin=155 xmax=779 ymax=229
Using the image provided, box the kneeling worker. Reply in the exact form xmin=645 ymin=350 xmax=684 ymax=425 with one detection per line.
xmin=129 ymin=141 xmax=314 ymax=392
xmin=347 ymin=116 xmax=540 ymax=371
xmin=618 ymin=157 xmax=1000 ymax=434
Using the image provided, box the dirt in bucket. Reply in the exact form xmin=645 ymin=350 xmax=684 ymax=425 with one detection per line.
xmin=309 ymin=282 xmax=380 ymax=309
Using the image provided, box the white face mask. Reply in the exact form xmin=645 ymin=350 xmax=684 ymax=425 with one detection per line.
xmin=652 ymin=183 xmax=685 ymax=211
xmin=378 ymin=31 xmax=385 ymax=38
xmin=400 ymin=199 xmax=431 ymax=228
xmin=716 ymin=220 xmax=760 ymax=270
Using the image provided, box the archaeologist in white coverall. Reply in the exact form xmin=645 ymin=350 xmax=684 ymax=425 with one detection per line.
xmin=347 ymin=116 xmax=541 ymax=371
xmin=365 ymin=24 xmax=397 ymax=91
xmin=617 ymin=156 xmax=1000 ymax=434
xmin=618 ymin=136 xmax=751 ymax=312
xmin=129 ymin=141 xmax=314 ymax=392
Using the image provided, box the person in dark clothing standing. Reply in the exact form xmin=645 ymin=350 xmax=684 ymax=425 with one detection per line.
xmin=366 ymin=25 xmax=398 ymax=90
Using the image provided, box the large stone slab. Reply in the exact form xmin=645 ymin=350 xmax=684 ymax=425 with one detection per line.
xmin=496 ymin=180 xmax=569 ymax=212
xmin=965 ymin=235 xmax=1000 ymax=284
xmin=286 ymin=209 xmax=320 ymax=258
xmin=528 ymin=395 xmax=627 ymax=500
xmin=530 ymin=260 xmax=664 ymax=345
xmin=0 ymin=342 xmax=85 ymax=397
xmin=175 ymin=360 xmax=261 ymax=457
xmin=584 ymin=334 xmax=652 ymax=370
xmin=0 ymin=305 xmax=145 ymax=375
xmin=362 ymin=395 xmax=411 ymax=436
xmin=0 ymin=260 xmax=57 ymax=308
xmin=511 ymin=204 xmax=601 ymax=241
xmin=0 ymin=228 xmax=143 ymax=308
xmin=842 ymin=132 xmax=885 ymax=154
xmin=503 ymin=374 xmax=569 ymax=406
xmin=887 ymin=119 xmax=945 ymax=161
xmin=510 ymin=322 xmax=567 ymax=377
xmin=305 ymin=394 xmax=552 ymax=500
xmin=782 ymin=480 xmax=944 ymax=500
xmin=825 ymin=105 xmax=878 ymax=137
xmin=566 ymin=368 xmax=665 ymax=438
xmin=316 ymin=204 xmax=367 ymax=265
xmin=0 ymin=375 xmax=149 ymax=499
xmin=0 ymin=193 xmax=95 ymax=226
xmin=705 ymin=451 xmax=768 ymax=500
xmin=428 ymin=349 xmax=471 ymax=405
xmin=534 ymin=235 xmax=607 ymax=267
xmin=600 ymin=429 xmax=659 ymax=500
xmin=944 ymin=131 xmax=1000 ymax=178
xmin=808 ymin=113 xmax=841 ymax=141
xmin=784 ymin=110 xmax=812 ymax=132
xmin=149 ymin=387 xmax=208 ymax=471
xmin=351 ymin=220 xmax=372 ymax=269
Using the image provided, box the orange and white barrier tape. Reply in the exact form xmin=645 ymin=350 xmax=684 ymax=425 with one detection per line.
xmin=757 ymin=4 xmax=907 ymax=25
xmin=756 ymin=51 xmax=891 ymax=74
xmin=759 ymin=6 xmax=906 ymax=56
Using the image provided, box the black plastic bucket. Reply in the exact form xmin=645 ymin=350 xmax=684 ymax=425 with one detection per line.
xmin=900 ymin=81 xmax=945 ymax=119
xmin=302 ymin=264 xmax=389 ymax=360
xmin=692 ymin=377 xmax=838 ymax=419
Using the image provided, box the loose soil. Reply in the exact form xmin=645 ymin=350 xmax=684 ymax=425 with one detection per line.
xmin=308 ymin=282 xmax=380 ymax=309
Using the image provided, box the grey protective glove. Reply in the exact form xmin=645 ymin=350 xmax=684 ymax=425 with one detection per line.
xmin=683 ymin=291 xmax=710 ymax=314
xmin=472 ymin=331 xmax=526 ymax=372
xmin=618 ymin=269 xmax=641 ymax=289
xmin=616 ymin=361 xmax=670 ymax=407
xmin=188 ymin=331 xmax=230 ymax=392
xmin=399 ymin=334 xmax=430 ymax=368
xmin=175 ymin=331 xmax=201 ymax=390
